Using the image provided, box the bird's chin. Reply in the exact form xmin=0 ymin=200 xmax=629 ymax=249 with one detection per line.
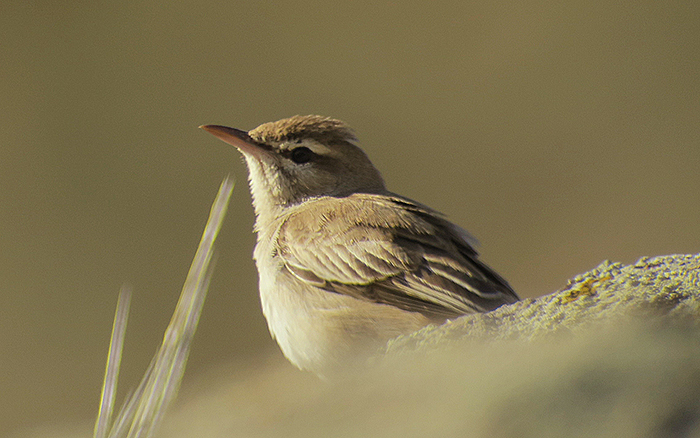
xmin=244 ymin=160 xmax=288 ymax=220
xmin=241 ymin=151 xmax=266 ymax=171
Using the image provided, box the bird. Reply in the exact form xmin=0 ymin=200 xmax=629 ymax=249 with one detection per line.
xmin=200 ymin=115 xmax=518 ymax=377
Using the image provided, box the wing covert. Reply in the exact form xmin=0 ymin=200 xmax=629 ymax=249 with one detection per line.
xmin=276 ymin=194 xmax=518 ymax=319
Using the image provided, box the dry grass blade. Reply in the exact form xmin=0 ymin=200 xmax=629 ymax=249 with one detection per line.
xmin=94 ymin=286 xmax=132 ymax=438
xmin=94 ymin=177 xmax=234 ymax=438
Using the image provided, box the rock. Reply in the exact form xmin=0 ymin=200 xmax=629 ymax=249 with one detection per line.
xmin=387 ymin=254 xmax=700 ymax=352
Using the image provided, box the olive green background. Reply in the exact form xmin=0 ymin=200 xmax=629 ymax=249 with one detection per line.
xmin=1 ymin=1 xmax=699 ymax=435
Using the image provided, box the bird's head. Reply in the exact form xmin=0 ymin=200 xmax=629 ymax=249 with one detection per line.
xmin=201 ymin=115 xmax=386 ymax=220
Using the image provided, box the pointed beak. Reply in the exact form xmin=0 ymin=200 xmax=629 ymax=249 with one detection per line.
xmin=199 ymin=124 xmax=270 ymax=158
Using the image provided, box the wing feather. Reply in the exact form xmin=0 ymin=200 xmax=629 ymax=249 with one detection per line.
xmin=277 ymin=194 xmax=518 ymax=319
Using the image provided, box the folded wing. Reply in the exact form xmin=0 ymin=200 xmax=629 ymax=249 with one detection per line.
xmin=277 ymin=194 xmax=519 ymax=319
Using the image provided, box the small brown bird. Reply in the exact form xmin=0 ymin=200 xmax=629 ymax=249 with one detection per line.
xmin=201 ymin=115 xmax=518 ymax=377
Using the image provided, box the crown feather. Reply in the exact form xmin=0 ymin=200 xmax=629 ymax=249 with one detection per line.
xmin=248 ymin=115 xmax=357 ymax=145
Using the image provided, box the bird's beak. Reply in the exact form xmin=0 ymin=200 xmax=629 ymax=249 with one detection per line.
xmin=199 ymin=124 xmax=270 ymax=158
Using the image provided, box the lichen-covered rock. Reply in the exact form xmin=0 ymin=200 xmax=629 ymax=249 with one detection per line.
xmin=387 ymin=254 xmax=700 ymax=352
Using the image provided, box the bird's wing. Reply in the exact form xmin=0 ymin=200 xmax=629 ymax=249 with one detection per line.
xmin=276 ymin=194 xmax=519 ymax=319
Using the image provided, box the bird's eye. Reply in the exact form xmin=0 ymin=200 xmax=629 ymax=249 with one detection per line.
xmin=290 ymin=146 xmax=315 ymax=164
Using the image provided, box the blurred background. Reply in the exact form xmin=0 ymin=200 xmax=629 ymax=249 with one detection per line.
xmin=1 ymin=0 xmax=699 ymax=436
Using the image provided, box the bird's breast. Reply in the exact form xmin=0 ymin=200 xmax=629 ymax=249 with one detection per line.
xmin=252 ymin=233 xmax=430 ymax=376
